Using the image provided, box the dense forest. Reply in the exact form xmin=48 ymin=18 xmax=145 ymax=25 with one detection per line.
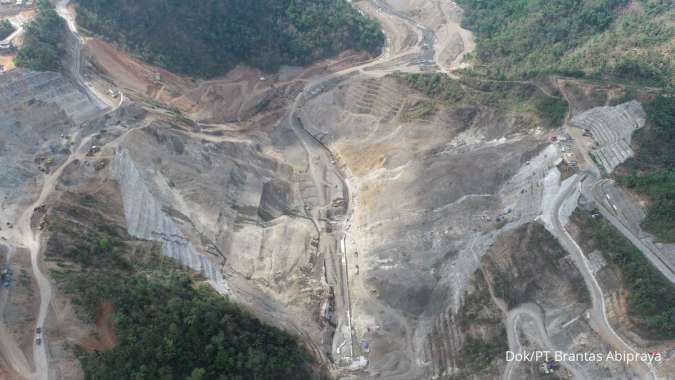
xmin=0 ymin=19 xmax=15 ymax=40
xmin=47 ymin=193 xmax=318 ymax=380
xmin=73 ymin=0 xmax=384 ymax=78
xmin=68 ymin=272 xmax=315 ymax=379
xmin=14 ymin=0 xmax=65 ymax=71
xmin=619 ymin=92 xmax=675 ymax=242
xmin=456 ymin=0 xmax=673 ymax=86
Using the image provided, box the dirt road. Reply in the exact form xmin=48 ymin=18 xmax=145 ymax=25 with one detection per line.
xmin=0 ymin=11 xmax=31 ymax=45
xmin=53 ymin=0 xmax=117 ymax=110
xmin=282 ymin=0 xmax=476 ymax=371
xmin=0 ymin=243 xmax=34 ymax=379
xmin=8 ymin=0 xmax=474 ymax=376
xmin=547 ymin=173 xmax=657 ymax=380
xmin=12 ymin=132 xmax=95 ymax=380
xmin=504 ymin=303 xmax=588 ymax=380
xmin=3 ymin=4 xmax=120 ymax=379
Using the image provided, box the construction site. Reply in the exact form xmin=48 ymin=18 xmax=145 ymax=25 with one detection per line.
xmin=0 ymin=0 xmax=674 ymax=379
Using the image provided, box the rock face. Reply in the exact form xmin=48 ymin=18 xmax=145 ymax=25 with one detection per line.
xmin=0 ymin=69 xmax=101 ymax=221
xmin=258 ymin=179 xmax=296 ymax=221
xmin=426 ymin=270 xmax=507 ymax=380
xmin=107 ymin=120 xmax=328 ymax=355
xmin=297 ymin=76 xmax=564 ymax=378
xmin=113 ymin=122 xmax=317 ymax=285
xmin=571 ymin=101 xmax=645 ymax=173
xmin=0 ymin=70 xmax=103 ymax=124
xmin=113 ymin=149 xmax=224 ymax=284
xmin=477 ymin=223 xmax=635 ymax=379
xmin=481 ymin=223 xmax=590 ymax=309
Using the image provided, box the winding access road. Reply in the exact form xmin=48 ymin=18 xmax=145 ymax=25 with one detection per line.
xmin=54 ymin=0 xmax=119 ymax=110
xmin=283 ymin=0 xmax=462 ymax=369
xmin=503 ymin=303 xmax=588 ymax=380
xmin=592 ymin=179 xmax=675 ymax=285
xmin=5 ymin=3 xmax=120 ymax=379
xmin=547 ymin=173 xmax=657 ymax=380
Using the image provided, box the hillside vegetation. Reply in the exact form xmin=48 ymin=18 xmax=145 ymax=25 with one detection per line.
xmin=457 ymin=0 xmax=673 ymax=87
xmin=619 ymin=92 xmax=675 ymax=242
xmin=73 ymin=0 xmax=384 ymax=78
xmin=0 ymin=19 xmax=15 ymax=40
xmin=394 ymin=72 xmax=568 ymax=128
xmin=47 ymin=191 xmax=318 ymax=380
xmin=14 ymin=0 xmax=66 ymax=71
xmin=573 ymin=209 xmax=675 ymax=338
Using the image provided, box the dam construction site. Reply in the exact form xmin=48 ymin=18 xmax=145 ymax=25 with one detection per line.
xmin=0 ymin=0 xmax=674 ymax=379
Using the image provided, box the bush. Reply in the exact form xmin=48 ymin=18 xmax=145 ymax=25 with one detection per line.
xmin=613 ymin=57 xmax=667 ymax=87
xmin=395 ymin=72 xmax=569 ymax=131
xmin=534 ymin=96 xmax=567 ymax=127
xmin=641 ymin=92 xmax=675 ymax=166
xmin=618 ymin=92 xmax=675 ymax=242
xmin=0 ymin=19 xmax=15 ymax=40
xmin=49 ymin=191 xmax=319 ymax=379
xmin=68 ymin=272 xmax=315 ymax=380
xmin=393 ymin=72 xmax=465 ymax=102
xmin=619 ymin=170 xmax=675 ymax=242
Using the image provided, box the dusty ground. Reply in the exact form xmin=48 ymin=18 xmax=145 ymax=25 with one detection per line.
xmin=0 ymin=55 xmax=15 ymax=72
xmin=0 ymin=245 xmax=38 ymax=380
xmin=384 ymin=0 xmax=474 ymax=73
xmin=83 ymin=38 xmax=371 ymax=125
xmin=2 ymin=0 xmax=672 ymax=379
xmin=294 ymin=72 xmax=570 ymax=378
xmin=0 ymin=5 xmax=32 ymax=20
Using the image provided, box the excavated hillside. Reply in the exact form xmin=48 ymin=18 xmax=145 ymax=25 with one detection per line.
xmin=1 ymin=67 xmax=651 ymax=379
xmin=0 ymin=67 xmax=105 ymax=380
xmin=3 ymin=0 xmax=674 ymax=378
xmin=294 ymin=74 xmax=567 ymax=378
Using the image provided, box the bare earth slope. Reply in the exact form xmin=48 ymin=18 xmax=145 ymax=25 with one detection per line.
xmin=1 ymin=0 xmax=674 ymax=379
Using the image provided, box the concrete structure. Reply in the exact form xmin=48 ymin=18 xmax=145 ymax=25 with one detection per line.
xmin=571 ymin=101 xmax=645 ymax=173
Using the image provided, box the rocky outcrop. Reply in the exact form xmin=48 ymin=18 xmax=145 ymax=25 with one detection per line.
xmin=112 ymin=149 xmax=224 ymax=284
xmin=258 ymin=179 xmax=296 ymax=221
xmin=481 ymin=223 xmax=590 ymax=309
xmin=297 ymin=75 xmax=562 ymax=378
xmin=0 ymin=69 xmax=102 ymax=222
xmin=0 ymin=70 xmax=103 ymax=124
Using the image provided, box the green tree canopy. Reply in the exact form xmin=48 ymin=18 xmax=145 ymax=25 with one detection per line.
xmin=74 ymin=0 xmax=384 ymax=78
xmin=14 ymin=0 xmax=66 ymax=72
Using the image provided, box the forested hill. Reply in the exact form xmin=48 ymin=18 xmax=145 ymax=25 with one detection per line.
xmin=74 ymin=0 xmax=384 ymax=78
xmin=457 ymin=0 xmax=674 ymax=86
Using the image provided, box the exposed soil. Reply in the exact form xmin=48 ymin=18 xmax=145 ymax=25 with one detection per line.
xmin=83 ymin=38 xmax=371 ymax=125
xmin=0 ymin=55 xmax=15 ymax=72
xmin=481 ymin=223 xmax=590 ymax=309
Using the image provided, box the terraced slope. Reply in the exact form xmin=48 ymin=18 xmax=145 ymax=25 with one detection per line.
xmin=571 ymin=101 xmax=646 ymax=173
